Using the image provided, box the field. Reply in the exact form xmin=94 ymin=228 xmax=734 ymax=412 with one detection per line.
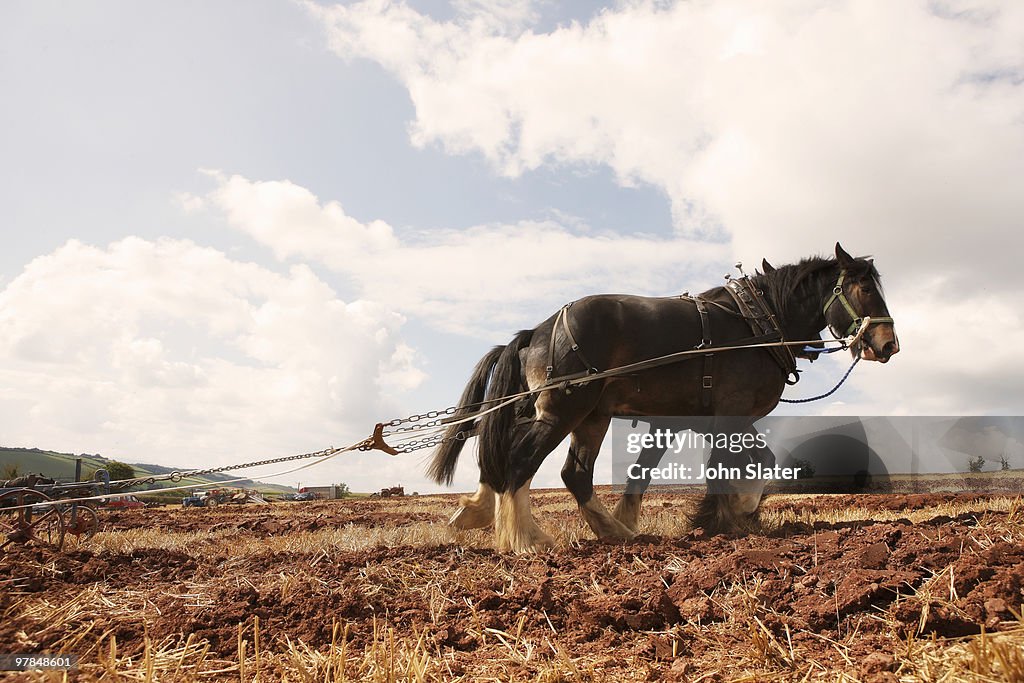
xmin=2 ymin=491 xmax=1023 ymax=682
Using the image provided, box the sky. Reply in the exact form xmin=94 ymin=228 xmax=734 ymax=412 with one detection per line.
xmin=1 ymin=0 xmax=1023 ymax=493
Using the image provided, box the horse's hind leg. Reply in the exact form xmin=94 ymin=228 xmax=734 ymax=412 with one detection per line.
xmin=495 ymin=476 xmax=551 ymax=553
xmin=612 ymin=422 xmax=674 ymax=532
xmin=493 ymin=417 xmax=573 ymax=553
xmin=449 ymin=483 xmax=495 ymax=530
xmin=562 ymin=415 xmax=636 ymax=541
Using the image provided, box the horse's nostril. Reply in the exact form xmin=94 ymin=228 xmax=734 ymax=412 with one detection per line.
xmin=882 ymin=341 xmax=899 ymax=357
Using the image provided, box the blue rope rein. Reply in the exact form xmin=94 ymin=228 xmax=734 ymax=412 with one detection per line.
xmin=779 ymin=354 xmax=861 ymax=404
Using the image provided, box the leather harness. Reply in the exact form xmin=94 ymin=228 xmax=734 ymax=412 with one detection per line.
xmin=676 ymin=277 xmax=798 ymax=409
xmin=546 ymin=302 xmax=599 ymax=382
xmin=694 ymin=297 xmax=715 ymax=408
xmin=724 ymin=277 xmax=799 ymax=383
xmin=545 ymin=278 xmax=798 ymax=409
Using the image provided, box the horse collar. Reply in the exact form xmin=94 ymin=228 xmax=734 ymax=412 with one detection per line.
xmin=725 ymin=277 xmax=798 ymax=383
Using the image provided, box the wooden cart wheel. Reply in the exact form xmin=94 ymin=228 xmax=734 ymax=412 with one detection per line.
xmin=64 ymin=503 xmax=100 ymax=543
xmin=0 ymin=489 xmax=66 ymax=552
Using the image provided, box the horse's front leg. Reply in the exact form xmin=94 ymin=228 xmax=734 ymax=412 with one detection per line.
xmin=692 ymin=423 xmax=774 ymax=533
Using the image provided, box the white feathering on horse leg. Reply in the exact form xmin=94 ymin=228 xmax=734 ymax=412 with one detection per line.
xmin=580 ymin=496 xmax=637 ymax=540
xmin=494 ymin=478 xmax=554 ymax=553
xmin=612 ymin=494 xmax=643 ymax=533
xmin=449 ymin=483 xmax=495 ymax=529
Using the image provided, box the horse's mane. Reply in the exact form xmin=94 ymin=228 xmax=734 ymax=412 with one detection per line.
xmin=754 ymin=255 xmax=880 ymax=321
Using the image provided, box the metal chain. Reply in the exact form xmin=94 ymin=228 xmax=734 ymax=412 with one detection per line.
xmin=392 ymin=429 xmax=468 ymax=454
xmin=106 ymin=441 xmax=375 ymax=490
xmin=381 ymin=406 xmax=458 ymax=433
xmin=382 ymin=406 xmax=459 ymax=435
xmin=110 ymin=477 xmax=162 ymax=491
xmin=183 ymin=446 xmax=350 ymax=478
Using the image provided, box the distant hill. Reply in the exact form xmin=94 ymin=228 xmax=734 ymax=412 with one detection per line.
xmin=0 ymin=447 xmax=295 ymax=496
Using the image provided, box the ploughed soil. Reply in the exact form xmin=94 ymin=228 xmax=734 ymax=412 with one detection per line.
xmin=1 ymin=492 xmax=1022 ymax=681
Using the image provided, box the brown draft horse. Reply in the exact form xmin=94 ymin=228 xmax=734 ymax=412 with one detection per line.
xmin=427 ymin=243 xmax=899 ymax=552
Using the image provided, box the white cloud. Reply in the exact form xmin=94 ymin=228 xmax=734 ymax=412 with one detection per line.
xmin=451 ymin=0 xmax=540 ymax=34
xmin=196 ymin=171 xmax=730 ymax=337
xmin=0 ymin=237 xmax=422 ymax=481
xmin=305 ymin=0 xmax=1024 ymax=417
xmin=310 ymin=0 xmax=1024 ymax=265
xmin=203 ymin=169 xmax=398 ymax=259
xmin=825 ymin=277 xmax=1024 ymax=416
xmin=192 ymin=170 xmax=1024 ymax=418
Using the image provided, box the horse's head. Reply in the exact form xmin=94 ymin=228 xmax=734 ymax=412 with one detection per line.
xmin=825 ymin=243 xmax=900 ymax=363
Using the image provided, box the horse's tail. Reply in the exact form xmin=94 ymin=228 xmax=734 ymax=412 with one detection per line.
xmin=426 ymin=330 xmax=532 ymax=485
xmin=477 ymin=329 xmax=534 ymax=492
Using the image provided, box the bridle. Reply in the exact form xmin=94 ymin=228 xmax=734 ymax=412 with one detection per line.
xmin=822 ymin=269 xmax=895 ymax=339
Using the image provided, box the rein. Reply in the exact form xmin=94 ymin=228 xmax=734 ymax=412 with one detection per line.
xmin=383 ymin=318 xmax=877 ymax=451
xmin=778 ymin=356 xmax=860 ymax=404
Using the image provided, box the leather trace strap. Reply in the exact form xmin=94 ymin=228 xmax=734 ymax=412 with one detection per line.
xmin=725 ymin=277 xmax=799 ymax=384
xmin=546 ymin=302 xmax=600 ymax=382
xmin=694 ymin=298 xmax=714 ymax=407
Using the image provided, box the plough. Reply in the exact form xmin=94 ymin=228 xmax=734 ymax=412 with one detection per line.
xmin=0 ymin=471 xmax=109 ymax=553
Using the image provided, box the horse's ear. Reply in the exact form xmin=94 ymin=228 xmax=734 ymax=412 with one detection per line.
xmin=761 ymin=258 xmax=776 ymax=274
xmin=835 ymin=242 xmax=855 ymax=267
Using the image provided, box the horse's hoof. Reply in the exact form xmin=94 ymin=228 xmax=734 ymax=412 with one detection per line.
xmin=449 ymin=505 xmax=492 ymax=530
xmin=611 ymin=496 xmax=643 ymax=532
xmin=597 ymin=524 xmax=637 ymax=542
xmin=512 ymin=534 xmax=555 ymax=554
xmin=496 ymin=527 xmax=556 ymax=554
xmin=449 ymin=506 xmax=466 ymax=526
xmin=611 ymin=510 xmax=640 ymax=533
